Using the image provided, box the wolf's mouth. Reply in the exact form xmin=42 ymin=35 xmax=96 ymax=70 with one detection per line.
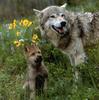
xmin=52 ymin=25 xmax=65 ymax=35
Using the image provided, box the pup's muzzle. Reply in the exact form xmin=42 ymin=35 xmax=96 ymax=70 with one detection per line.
xmin=35 ymin=55 xmax=42 ymax=63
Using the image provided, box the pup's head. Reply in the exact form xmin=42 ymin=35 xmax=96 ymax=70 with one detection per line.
xmin=33 ymin=3 xmax=70 ymax=37
xmin=24 ymin=44 xmax=42 ymax=66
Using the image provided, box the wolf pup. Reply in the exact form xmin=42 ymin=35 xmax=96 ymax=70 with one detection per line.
xmin=33 ymin=3 xmax=99 ymax=66
xmin=23 ymin=44 xmax=48 ymax=100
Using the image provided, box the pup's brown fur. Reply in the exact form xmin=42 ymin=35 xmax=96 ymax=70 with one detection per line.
xmin=23 ymin=44 xmax=48 ymax=100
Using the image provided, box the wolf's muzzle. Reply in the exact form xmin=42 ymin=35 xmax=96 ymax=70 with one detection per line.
xmin=61 ymin=21 xmax=66 ymax=27
xmin=52 ymin=21 xmax=67 ymax=36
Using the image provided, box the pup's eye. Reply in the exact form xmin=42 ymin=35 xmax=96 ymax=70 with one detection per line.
xmin=61 ymin=14 xmax=65 ymax=17
xmin=50 ymin=15 xmax=55 ymax=18
xmin=31 ymin=53 xmax=35 ymax=56
xmin=38 ymin=51 xmax=41 ymax=53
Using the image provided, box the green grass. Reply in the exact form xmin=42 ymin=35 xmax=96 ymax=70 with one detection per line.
xmin=0 ymin=1 xmax=99 ymax=100
xmin=0 ymin=43 xmax=99 ymax=100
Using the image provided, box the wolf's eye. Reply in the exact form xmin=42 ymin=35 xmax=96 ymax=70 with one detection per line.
xmin=61 ymin=14 xmax=65 ymax=17
xmin=50 ymin=15 xmax=55 ymax=18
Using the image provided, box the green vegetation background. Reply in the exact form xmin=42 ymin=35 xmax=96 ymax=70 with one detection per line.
xmin=0 ymin=0 xmax=99 ymax=100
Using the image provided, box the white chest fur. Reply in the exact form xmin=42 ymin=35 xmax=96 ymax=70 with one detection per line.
xmin=61 ymin=38 xmax=87 ymax=66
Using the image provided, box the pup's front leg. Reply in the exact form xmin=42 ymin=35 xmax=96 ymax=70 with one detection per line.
xmin=29 ymin=80 xmax=36 ymax=100
xmin=44 ymin=78 xmax=47 ymax=91
xmin=40 ymin=64 xmax=48 ymax=92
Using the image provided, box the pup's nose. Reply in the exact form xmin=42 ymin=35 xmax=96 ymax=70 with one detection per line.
xmin=36 ymin=55 xmax=42 ymax=63
xmin=61 ymin=21 xmax=66 ymax=27
xmin=38 ymin=55 xmax=42 ymax=59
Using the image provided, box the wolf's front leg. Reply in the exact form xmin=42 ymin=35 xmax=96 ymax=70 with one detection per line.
xmin=23 ymin=81 xmax=29 ymax=89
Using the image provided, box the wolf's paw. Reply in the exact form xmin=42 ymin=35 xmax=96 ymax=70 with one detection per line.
xmin=23 ymin=82 xmax=28 ymax=89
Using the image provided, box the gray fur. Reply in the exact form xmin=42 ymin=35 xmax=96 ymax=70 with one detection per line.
xmin=33 ymin=4 xmax=99 ymax=66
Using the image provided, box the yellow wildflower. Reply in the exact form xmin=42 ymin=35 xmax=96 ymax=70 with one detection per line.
xmin=14 ymin=40 xmax=21 ymax=47
xmin=23 ymin=19 xmax=29 ymax=27
xmin=19 ymin=19 xmax=23 ymax=26
xmin=8 ymin=22 xmax=16 ymax=30
xmin=16 ymin=31 xmax=21 ymax=36
xmin=32 ymin=34 xmax=38 ymax=40
xmin=28 ymin=21 xmax=32 ymax=27
xmin=13 ymin=23 xmax=16 ymax=29
xmin=13 ymin=19 xmax=17 ymax=24
xmin=32 ymin=40 xmax=36 ymax=43
xmin=9 ymin=23 xmax=13 ymax=29
xmin=32 ymin=34 xmax=39 ymax=43
xmin=19 ymin=19 xmax=32 ymax=27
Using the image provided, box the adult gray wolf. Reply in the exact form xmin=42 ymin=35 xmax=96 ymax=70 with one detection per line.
xmin=23 ymin=44 xmax=48 ymax=100
xmin=33 ymin=3 xmax=99 ymax=66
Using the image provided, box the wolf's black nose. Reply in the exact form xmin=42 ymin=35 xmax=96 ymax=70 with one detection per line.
xmin=61 ymin=21 xmax=66 ymax=27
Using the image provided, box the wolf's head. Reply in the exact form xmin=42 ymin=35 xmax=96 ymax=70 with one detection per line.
xmin=24 ymin=44 xmax=42 ymax=67
xmin=33 ymin=3 xmax=71 ymax=38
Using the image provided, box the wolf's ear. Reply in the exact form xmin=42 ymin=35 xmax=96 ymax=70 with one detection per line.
xmin=33 ymin=9 xmax=41 ymax=17
xmin=60 ymin=3 xmax=67 ymax=9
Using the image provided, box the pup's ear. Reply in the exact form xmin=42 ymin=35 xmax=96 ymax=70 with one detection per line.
xmin=60 ymin=3 xmax=67 ymax=9
xmin=33 ymin=9 xmax=41 ymax=17
xmin=24 ymin=46 xmax=30 ymax=52
xmin=31 ymin=43 xmax=36 ymax=47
